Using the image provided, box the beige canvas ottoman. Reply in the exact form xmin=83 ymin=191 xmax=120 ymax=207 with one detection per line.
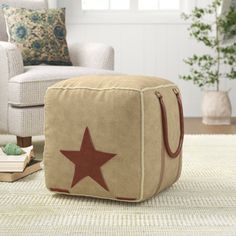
xmin=44 ymin=75 xmax=184 ymax=202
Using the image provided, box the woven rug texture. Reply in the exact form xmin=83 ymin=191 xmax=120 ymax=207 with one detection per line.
xmin=0 ymin=135 xmax=235 ymax=236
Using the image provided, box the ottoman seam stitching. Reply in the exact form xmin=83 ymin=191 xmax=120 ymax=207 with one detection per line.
xmin=174 ymin=151 xmax=182 ymax=184
xmin=47 ymin=87 xmax=141 ymax=92
xmin=48 ymin=191 xmax=141 ymax=203
xmin=47 ymin=84 xmax=175 ymax=92
xmin=140 ymin=91 xmax=145 ymax=201
xmin=142 ymin=84 xmax=176 ymax=92
xmin=153 ymin=141 xmax=166 ymax=197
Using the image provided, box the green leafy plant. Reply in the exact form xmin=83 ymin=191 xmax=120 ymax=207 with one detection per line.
xmin=180 ymin=0 xmax=236 ymax=91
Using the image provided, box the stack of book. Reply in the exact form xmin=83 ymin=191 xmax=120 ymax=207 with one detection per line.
xmin=0 ymin=146 xmax=42 ymax=182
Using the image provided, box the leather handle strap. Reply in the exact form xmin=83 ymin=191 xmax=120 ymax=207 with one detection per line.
xmin=155 ymin=88 xmax=184 ymax=158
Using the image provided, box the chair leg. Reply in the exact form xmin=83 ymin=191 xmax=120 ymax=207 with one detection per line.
xmin=16 ymin=136 xmax=32 ymax=147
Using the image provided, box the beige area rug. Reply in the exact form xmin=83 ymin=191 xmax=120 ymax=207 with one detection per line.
xmin=0 ymin=135 xmax=235 ymax=236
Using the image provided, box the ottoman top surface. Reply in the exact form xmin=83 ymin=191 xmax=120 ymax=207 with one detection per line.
xmin=49 ymin=75 xmax=174 ymax=92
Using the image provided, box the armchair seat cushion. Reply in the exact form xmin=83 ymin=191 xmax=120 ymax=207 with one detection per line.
xmin=8 ymin=65 xmax=115 ymax=107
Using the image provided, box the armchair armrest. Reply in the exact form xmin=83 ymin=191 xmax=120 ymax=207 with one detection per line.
xmin=0 ymin=41 xmax=24 ymax=132
xmin=0 ymin=42 xmax=24 ymax=78
xmin=69 ymin=42 xmax=115 ymax=70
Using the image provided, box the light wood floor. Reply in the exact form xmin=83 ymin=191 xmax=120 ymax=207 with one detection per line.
xmin=185 ymin=117 xmax=236 ymax=134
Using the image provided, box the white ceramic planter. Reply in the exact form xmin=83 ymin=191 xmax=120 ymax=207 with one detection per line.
xmin=202 ymin=91 xmax=232 ymax=125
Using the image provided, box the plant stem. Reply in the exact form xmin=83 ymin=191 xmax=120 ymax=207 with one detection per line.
xmin=215 ymin=4 xmax=220 ymax=91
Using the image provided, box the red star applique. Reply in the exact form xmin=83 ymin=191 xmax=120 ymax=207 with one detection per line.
xmin=60 ymin=127 xmax=116 ymax=191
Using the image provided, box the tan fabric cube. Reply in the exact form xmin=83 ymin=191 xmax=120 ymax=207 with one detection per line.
xmin=44 ymin=75 xmax=184 ymax=202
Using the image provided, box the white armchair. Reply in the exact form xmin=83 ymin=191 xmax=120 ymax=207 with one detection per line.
xmin=0 ymin=1 xmax=115 ymax=147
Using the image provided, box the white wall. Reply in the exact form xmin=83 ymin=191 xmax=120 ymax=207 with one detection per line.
xmin=59 ymin=0 xmax=236 ymax=117
xmin=48 ymin=0 xmax=57 ymax=8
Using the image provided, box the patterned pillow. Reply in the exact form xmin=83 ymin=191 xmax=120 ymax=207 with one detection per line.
xmin=3 ymin=7 xmax=72 ymax=66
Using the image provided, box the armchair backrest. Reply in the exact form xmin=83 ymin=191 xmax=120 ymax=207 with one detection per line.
xmin=0 ymin=0 xmax=48 ymax=41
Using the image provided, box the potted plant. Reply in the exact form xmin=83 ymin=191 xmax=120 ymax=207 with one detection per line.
xmin=180 ymin=0 xmax=236 ymax=125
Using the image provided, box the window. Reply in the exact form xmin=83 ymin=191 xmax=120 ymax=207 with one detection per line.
xmin=81 ymin=0 xmax=130 ymax=10
xmin=110 ymin=0 xmax=130 ymax=10
xmin=138 ymin=0 xmax=180 ymax=10
xmin=159 ymin=0 xmax=180 ymax=10
xmin=81 ymin=0 xmax=181 ymax=11
xmin=76 ymin=0 xmax=192 ymax=24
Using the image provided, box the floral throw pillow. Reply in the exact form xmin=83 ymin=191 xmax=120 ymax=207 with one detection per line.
xmin=3 ymin=7 xmax=72 ymax=66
